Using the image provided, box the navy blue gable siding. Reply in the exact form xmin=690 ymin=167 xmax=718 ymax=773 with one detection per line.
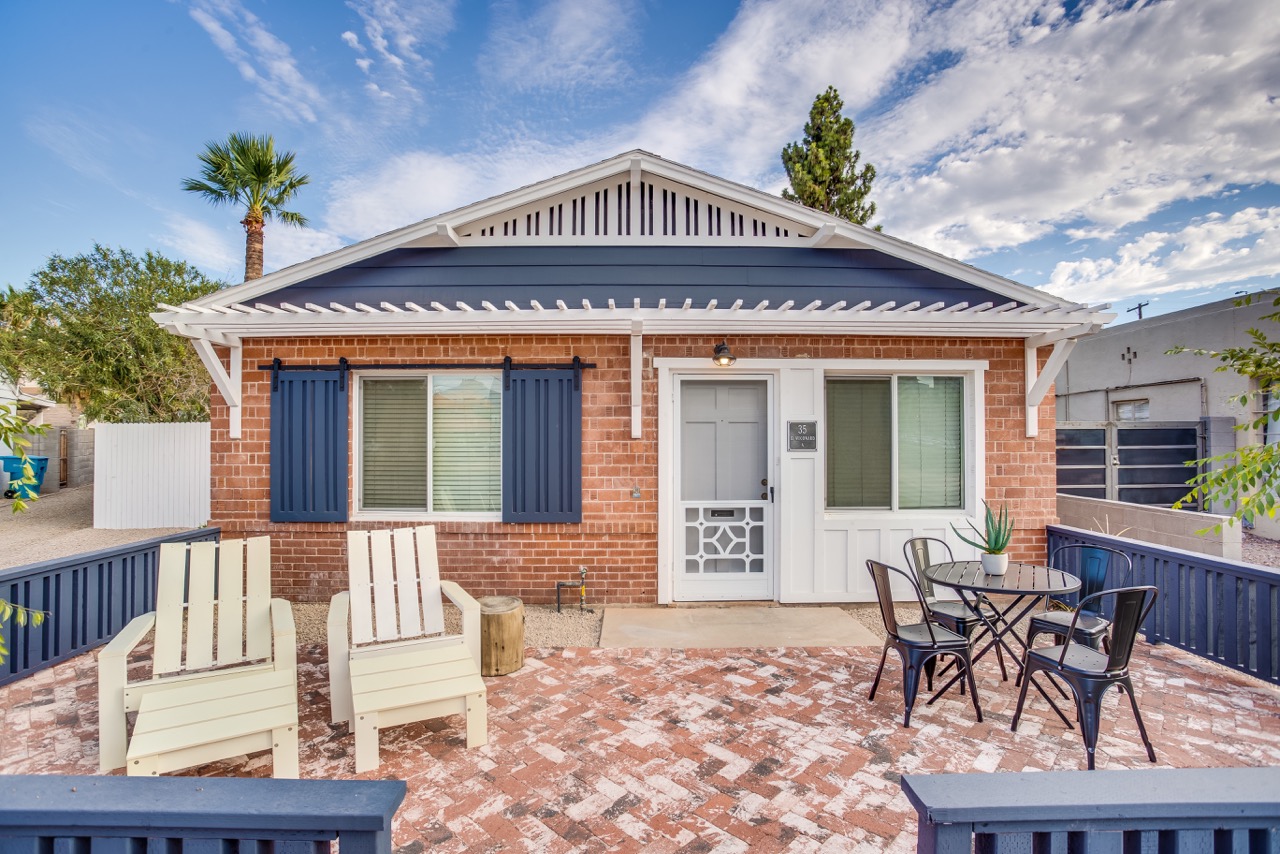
xmin=262 ymin=246 xmax=1017 ymax=312
xmin=271 ymin=370 xmax=349 ymax=522
xmin=503 ymin=370 xmax=582 ymax=523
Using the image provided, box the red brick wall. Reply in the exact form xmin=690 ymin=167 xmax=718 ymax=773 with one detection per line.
xmin=208 ymin=334 xmax=1056 ymax=603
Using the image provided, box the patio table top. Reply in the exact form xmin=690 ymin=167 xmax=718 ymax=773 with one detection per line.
xmin=2 ymin=639 xmax=1277 ymax=853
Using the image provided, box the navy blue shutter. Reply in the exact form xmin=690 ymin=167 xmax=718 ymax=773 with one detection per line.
xmin=502 ymin=369 xmax=582 ymax=523
xmin=270 ymin=370 xmax=348 ymax=522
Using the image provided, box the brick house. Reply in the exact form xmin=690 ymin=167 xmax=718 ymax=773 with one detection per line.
xmin=155 ymin=151 xmax=1113 ymax=605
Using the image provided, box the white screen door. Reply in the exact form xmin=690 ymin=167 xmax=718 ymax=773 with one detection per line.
xmin=675 ymin=378 xmax=773 ymax=601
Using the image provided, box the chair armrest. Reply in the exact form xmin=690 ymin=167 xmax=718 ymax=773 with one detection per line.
xmin=270 ymin=599 xmax=297 ymax=674
xmin=440 ymin=581 xmax=482 ymax=670
xmin=101 ymin=612 xmax=157 ymax=663
xmin=97 ymin=612 xmax=156 ymax=772
xmin=327 ymin=591 xmax=353 ymax=725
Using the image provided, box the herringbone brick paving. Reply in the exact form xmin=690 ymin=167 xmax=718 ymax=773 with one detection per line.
xmin=2 ymin=642 xmax=1278 ymax=852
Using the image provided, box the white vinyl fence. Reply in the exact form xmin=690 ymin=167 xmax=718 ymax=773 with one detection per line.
xmin=93 ymin=423 xmax=211 ymax=529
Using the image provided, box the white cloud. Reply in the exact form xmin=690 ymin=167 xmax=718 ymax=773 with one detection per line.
xmin=265 ymin=226 xmax=347 ymax=275
xmin=1045 ymin=207 xmax=1280 ymax=304
xmin=480 ymin=0 xmax=641 ymax=93
xmin=158 ymin=214 xmax=241 ymax=283
xmin=322 ymin=143 xmax=598 ymax=240
xmin=861 ymin=0 xmax=1280 ymax=259
xmin=344 ymin=0 xmax=455 ymax=104
xmin=189 ymin=0 xmax=327 ymax=124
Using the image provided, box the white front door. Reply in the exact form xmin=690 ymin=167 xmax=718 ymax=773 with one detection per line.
xmin=675 ymin=378 xmax=774 ymax=601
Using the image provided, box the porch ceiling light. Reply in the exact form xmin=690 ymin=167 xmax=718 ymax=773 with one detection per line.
xmin=712 ymin=340 xmax=737 ymax=367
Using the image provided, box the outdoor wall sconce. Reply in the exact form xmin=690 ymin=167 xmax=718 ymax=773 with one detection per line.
xmin=712 ymin=340 xmax=737 ymax=367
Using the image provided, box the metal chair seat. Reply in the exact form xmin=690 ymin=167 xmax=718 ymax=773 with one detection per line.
xmin=896 ymin=621 xmax=968 ymax=646
xmin=1027 ymin=609 xmax=1111 ymax=649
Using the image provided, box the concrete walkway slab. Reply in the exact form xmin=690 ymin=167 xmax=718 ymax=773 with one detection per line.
xmin=600 ymin=605 xmax=879 ymax=648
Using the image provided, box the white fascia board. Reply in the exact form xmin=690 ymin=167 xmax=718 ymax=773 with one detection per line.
xmin=815 ymin=223 xmax=1094 ymax=311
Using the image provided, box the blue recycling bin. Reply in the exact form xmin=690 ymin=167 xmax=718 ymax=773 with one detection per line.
xmin=1 ymin=455 xmax=48 ymax=499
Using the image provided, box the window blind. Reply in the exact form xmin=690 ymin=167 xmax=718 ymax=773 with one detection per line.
xmin=826 ymin=378 xmax=892 ymax=508
xmin=898 ymin=376 xmax=964 ymax=509
xmin=432 ymin=375 xmax=501 ymax=512
xmin=361 ymin=379 xmax=428 ymax=509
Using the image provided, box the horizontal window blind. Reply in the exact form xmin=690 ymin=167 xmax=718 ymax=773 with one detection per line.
xmin=361 ymin=379 xmax=428 ymax=509
xmin=898 ymin=376 xmax=964 ymax=509
xmin=432 ymin=375 xmax=501 ymax=512
xmin=826 ymin=378 xmax=891 ymax=508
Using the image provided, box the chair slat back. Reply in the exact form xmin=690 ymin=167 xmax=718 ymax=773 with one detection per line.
xmin=867 ymin=559 xmax=937 ymax=644
xmin=903 ymin=537 xmax=952 ymax=601
xmin=184 ymin=541 xmax=218 ymax=670
xmin=242 ymin=536 xmax=272 ymax=661
xmin=348 ymin=526 xmax=446 ymax=647
xmin=1103 ymin=586 xmax=1158 ymax=672
xmin=1050 ymin=544 xmax=1133 ymax=610
xmin=153 ymin=537 xmax=274 ymax=676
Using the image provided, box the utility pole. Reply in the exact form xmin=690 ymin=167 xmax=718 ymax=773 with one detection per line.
xmin=1127 ymin=301 xmax=1150 ymax=320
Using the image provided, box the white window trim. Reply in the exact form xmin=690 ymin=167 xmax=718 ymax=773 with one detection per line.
xmin=351 ymin=371 xmax=504 ymax=522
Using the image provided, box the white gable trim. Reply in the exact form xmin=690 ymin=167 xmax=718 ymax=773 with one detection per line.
xmin=188 ymin=150 xmax=1091 ymax=314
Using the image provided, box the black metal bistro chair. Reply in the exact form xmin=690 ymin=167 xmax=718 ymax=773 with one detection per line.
xmin=903 ymin=537 xmax=1008 ymax=680
xmin=1011 ymin=585 xmax=1159 ymax=770
xmin=865 ymin=559 xmax=983 ymax=728
xmin=1026 ymin=544 xmax=1133 ymax=653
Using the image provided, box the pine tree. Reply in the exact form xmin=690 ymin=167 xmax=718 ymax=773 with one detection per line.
xmin=781 ymin=86 xmax=878 ymax=227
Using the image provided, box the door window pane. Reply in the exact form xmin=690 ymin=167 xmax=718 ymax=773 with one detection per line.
xmin=826 ymin=378 xmax=891 ymax=508
xmin=898 ymin=376 xmax=963 ymax=509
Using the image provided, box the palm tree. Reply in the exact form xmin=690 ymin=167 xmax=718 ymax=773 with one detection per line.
xmin=182 ymin=133 xmax=310 ymax=281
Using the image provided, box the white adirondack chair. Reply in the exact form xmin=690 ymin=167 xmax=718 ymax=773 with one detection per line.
xmin=328 ymin=526 xmax=487 ymax=773
xmin=97 ymin=537 xmax=299 ymax=778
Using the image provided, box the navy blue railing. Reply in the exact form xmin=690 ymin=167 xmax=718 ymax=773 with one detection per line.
xmin=0 ymin=776 xmax=406 ymax=854
xmin=1048 ymin=524 xmax=1279 ymax=686
xmin=903 ymin=767 xmax=1280 ymax=852
xmin=0 ymin=528 xmax=220 ymax=686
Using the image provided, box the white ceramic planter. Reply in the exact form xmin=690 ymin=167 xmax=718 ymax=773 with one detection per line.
xmin=981 ymin=553 xmax=1009 ymax=575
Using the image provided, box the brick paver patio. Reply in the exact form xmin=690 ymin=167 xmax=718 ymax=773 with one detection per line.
xmin=2 ymin=641 xmax=1278 ymax=852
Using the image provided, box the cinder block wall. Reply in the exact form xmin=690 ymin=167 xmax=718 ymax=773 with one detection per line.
xmin=1057 ymin=493 xmax=1242 ymax=560
xmin=208 ymin=335 xmax=1057 ymax=603
xmin=27 ymin=425 xmax=94 ymax=493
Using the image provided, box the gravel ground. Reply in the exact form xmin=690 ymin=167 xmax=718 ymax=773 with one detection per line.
xmin=0 ymin=485 xmax=187 ymax=570
xmin=6 ymin=485 xmax=1278 ymax=647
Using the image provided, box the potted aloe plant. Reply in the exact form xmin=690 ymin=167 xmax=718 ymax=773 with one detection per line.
xmin=952 ymin=501 xmax=1015 ymax=575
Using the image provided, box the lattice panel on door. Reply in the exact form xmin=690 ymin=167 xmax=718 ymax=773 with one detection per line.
xmin=683 ymin=505 xmax=765 ymax=574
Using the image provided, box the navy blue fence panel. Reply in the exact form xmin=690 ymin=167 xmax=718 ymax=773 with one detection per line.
xmin=0 ymin=775 xmax=406 ymax=854
xmin=0 ymin=528 xmax=220 ymax=686
xmin=1049 ymin=524 xmax=1280 ymax=686
xmin=903 ymin=767 xmax=1280 ymax=854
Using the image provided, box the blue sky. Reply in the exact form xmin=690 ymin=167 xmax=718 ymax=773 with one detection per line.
xmin=3 ymin=0 xmax=1277 ymax=324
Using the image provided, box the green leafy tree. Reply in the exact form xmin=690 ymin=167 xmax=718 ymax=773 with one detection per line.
xmin=781 ymin=86 xmax=879 ymax=227
xmin=1169 ymin=292 xmax=1280 ymax=529
xmin=0 ymin=403 xmax=48 ymax=660
xmin=0 ymin=246 xmax=222 ymax=423
xmin=182 ymin=132 xmax=310 ymax=281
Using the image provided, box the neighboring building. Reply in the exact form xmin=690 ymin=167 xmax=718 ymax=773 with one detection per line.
xmin=1055 ymin=294 xmax=1272 ymax=519
xmin=154 ymin=151 xmax=1112 ymax=605
xmin=0 ymin=381 xmax=93 ymax=495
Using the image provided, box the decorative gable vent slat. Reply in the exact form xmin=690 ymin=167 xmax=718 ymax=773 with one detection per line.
xmin=455 ymin=171 xmax=813 ymax=245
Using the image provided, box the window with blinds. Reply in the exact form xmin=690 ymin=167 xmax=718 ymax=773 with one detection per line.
xmin=825 ymin=374 xmax=965 ymax=510
xmin=826 ymin=378 xmax=892 ymax=508
xmin=432 ymin=375 xmax=501 ymax=512
xmin=359 ymin=375 xmax=500 ymax=513
xmin=898 ymin=376 xmax=963 ymax=509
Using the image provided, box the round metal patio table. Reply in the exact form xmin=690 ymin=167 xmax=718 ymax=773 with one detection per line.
xmin=922 ymin=560 xmax=1081 ymax=726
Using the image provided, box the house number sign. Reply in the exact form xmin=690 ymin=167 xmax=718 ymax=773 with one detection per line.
xmin=788 ymin=421 xmax=817 ymax=451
